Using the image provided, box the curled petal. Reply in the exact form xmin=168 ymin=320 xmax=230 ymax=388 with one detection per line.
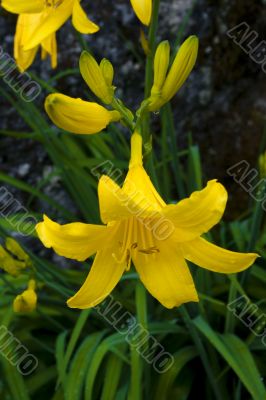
xmin=2 ymin=0 xmax=44 ymax=13
xmin=45 ymin=94 xmax=120 ymax=134
xmin=130 ymin=0 xmax=152 ymax=26
xmin=163 ymin=180 xmax=228 ymax=242
xmin=181 ymin=237 xmax=258 ymax=273
xmin=72 ymin=0 xmax=99 ymax=34
xmin=36 ymin=215 xmax=109 ymax=261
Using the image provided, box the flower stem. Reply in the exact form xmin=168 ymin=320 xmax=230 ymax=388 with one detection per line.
xmin=142 ymin=0 xmax=160 ymax=145
xmin=111 ymin=97 xmax=135 ymax=132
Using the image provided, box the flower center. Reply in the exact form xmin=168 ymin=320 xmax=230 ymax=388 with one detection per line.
xmin=112 ymin=218 xmax=159 ymax=270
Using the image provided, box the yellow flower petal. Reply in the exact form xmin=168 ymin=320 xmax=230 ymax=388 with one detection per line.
xmin=133 ymin=235 xmax=199 ymax=308
xmin=45 ymin=94 xmax=120 ymax=134
xmin=23 ymin=0 xmax=74 ymax=50
xmin=72 ymin=0 xmax=99 ymax=34
xmin=130 ymin=0 xmax=152 ymax=26
xmin=36 ymin=215 xmax=109 ymax=261
xmin=2 ymin=0 xmax=44 ymax=14
xmin=14 ymin=14 xmax=40 ymax=71
xmin=41 ymin=33 xmax=58 ymax=69
xmin=67 ymin=244 xmax=126 ymax=309
xmin=98 ymin=134 xmax=165 ymax=223
xmin=181 ymin=237 xmax=259 ymax=273
xmin=98 ymin=166 xmax=165 ymax=224
xmin=163 ymin=180 xmax=228 ymax=242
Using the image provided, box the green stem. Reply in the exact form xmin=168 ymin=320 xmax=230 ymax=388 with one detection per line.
xmin=129 ymin=283 xmax=148 ymax=400
xmin=224 ymin=278 xmax=237 ymax=333
xmin=142 ymin=0 xmax=161 ymax=145
xmin=111 ymin=97 xmax=135 ymax=132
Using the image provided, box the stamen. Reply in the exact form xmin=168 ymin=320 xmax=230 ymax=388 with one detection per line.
xmin=138 ymin=246 xmax=160 ymax=254
xmin=45 ymin=0 xmax=63 ymax=8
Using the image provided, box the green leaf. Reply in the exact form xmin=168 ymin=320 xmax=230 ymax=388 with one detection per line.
xmin=1 ymin=359 xmax=30 ymax=400
xmin=65 ymin=332 xmax=105 ymax=400
xmin=101 ymin=350 xmax=125 ymax=400
xmin=194 ymin=316 xmax=266 ymax=400
xmin=155 ymin=346 xmax=198 ymax=400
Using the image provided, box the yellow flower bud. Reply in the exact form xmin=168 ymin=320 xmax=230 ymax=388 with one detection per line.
xmin=45 ymin=93 xmax=120 ymax=135
xmin=149 ymin=36 xmax=198 ymax=111
xmin=0 ymin=246 xmax=27 ymax=277
xmin=161 ymin=36 xmax=198 ymax=103
xmin=100 ymin=58 xmax=114 ymax=87
xmin=140 ymin=29 xmax=150 ymax=56
xmin=79 ymin=51 xmax=114 ymax=104
xmin=13 ymin=280 xmax=37 ymax=313
xmin=151 ymin=40 xmax=170 ymax=96
xmin=5 ymin=238 xmax=31 ymax=267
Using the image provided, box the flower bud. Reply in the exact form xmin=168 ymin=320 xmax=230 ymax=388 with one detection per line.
xmin=161 ymin=36 xmax=198 ymax=103
xmin=79 ymin=51 xmax=114 ymax=104
xmin=13 ymin=280 xmax=37 ymax=313
xmin=45 ymin=93 xmax=120 ymax=135
xmin=100 ymin=58 xmax=114 ymax=87
xmin=151 ymin=40 xmax=170 ymax=96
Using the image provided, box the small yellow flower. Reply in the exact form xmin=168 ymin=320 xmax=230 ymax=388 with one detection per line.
xmin=130 ymin=0 xmax=152 ymax=26
xmin=149 ymin=36 xmax=199 ymax=111
xmin=45 ymin=93 xmax=121 ymax=134
xmin=36 ymin=133 xmax=258 ymax=309
xmin=13 ymin=280 xmax=37 ymax=313
xmin=5 ymin=238 xmax=31 ymax=267
xmin=2 ymin=0 xmax=99 ymax=71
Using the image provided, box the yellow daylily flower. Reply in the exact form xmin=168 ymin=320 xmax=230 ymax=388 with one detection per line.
xmin=130 ymin=0 xmax=152 ymax=26
xmin=36 ymin=133 xmax=258 ymax=309
xmin=13 ymin=280 xmax=37 ymax=313
xmin=45 ymin=93 xmax=121 ymax=134
xmin=149 ymin=36 xmax=199 ymax=111
xmin=2 ymin=0 xmax=99 ymax=71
